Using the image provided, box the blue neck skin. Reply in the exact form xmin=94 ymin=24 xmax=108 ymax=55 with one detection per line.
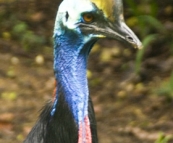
xmin=52 ymin=28 xmax=96 ymax=125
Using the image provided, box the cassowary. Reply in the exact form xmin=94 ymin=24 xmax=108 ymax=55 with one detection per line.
xmin=24 ymin=0 xmax=142 ymax=143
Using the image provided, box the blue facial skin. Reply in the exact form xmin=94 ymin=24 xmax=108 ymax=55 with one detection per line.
xmin=51 ymin=11 xmax=97 ymax=125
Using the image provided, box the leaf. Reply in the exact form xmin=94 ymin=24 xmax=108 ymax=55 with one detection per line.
xmin=138 ymin=15 xmax=166 ymax=32
xmin=135 ymin=34 xmax=158 ymax=74
xmin=170 ymin=71 xmax=173 ymax=93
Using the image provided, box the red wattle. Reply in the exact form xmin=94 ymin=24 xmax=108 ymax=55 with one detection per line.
xmin=78 ymin=116 xmax=91 ymax=143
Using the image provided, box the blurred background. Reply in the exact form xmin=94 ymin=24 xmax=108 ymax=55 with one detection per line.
xmin=0 ymin=0 xmax=173 ymax=143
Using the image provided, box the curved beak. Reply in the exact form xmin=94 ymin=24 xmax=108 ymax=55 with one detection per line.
xmin=105 ymin=21 xmax=143 ymax=49
xmin=78 ymin=20 xmax=143 ymax=49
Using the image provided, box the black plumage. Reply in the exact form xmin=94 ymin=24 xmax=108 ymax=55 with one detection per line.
xmin=24 ymin=92 xmax=98 ymax=143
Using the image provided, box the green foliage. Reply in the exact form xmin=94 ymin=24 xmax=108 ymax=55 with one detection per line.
xmin=12 ymin=21 xmax=46 ymax=51
xmin=0 ymin=9 xmax=47 ymax=52
xmin=126 ymin=0 xmax=172 ymax=69
xmin=126 ymin=0 xmax=159 ymax=17
xmin=170 ymin=71 xmax=173 ymax=93
xmin=155 ymin=132 xmax=173 ymax=143
xmin=137 ymin=15 xmax=166 ymax=37
xmin=13 ymin=22 xmax=28 ymax=34
xmin=126 ymin=0 xmax=173 ymax=99
xmin=135 ymin=34 xmax=158 ymax=73
xmin=155 ymin=72 xmax=173 ymax=99
xmin=126 ymin=1 xmax=161 ymax=30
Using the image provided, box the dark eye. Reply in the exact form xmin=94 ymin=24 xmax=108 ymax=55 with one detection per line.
xmin=82 ymin=13 xmax=94 ymax=23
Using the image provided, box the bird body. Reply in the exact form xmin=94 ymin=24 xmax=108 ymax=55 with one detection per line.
xmin=24 ymin=0 xmax=142 ymax=143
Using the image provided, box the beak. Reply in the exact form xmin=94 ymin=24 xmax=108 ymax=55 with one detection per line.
xmin=78 ymin=21 xmax=143 ymax=49
xmin=105 ymin=21 xmax=143 ymax=49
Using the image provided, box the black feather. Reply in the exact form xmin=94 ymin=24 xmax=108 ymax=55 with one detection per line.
xmin=24 ymin=92 xmax=98 ymax=143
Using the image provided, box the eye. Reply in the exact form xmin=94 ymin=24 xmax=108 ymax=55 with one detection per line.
xmin=82 ymin=13 xmax=94 ymax=23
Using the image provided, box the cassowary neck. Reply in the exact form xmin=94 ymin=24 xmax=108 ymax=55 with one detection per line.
xmin=53 ymin=30 xmax=96 ymax=142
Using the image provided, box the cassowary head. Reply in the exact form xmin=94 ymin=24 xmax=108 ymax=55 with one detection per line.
xmin=54 ymin=0 xmax=142 ymax=49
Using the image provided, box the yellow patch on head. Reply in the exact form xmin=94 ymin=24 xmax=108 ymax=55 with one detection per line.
xmin=90 ymin=0 xmax=115 ymax=21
